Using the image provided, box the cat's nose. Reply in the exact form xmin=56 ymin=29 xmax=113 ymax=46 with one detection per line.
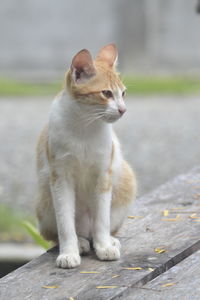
xmin=118 ymin=106 xmax=126 ymax=115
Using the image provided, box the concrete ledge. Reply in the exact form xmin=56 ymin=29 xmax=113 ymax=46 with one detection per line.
xmin=0 ymin=243 xmax=45 ymax=278
xmin=1 ymin=166 xmax=200 ymax=299
xmin=0 ymin=243 xmax=45 ymax=262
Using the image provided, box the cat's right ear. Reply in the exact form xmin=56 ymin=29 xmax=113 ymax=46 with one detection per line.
xmin=70 ymin=49 xmax=96 ymax=84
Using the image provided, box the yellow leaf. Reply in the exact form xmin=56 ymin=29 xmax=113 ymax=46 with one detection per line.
xmin=80 ymin=271 xmax=101 ymax=274
xmin=162 ymin=282 xmax=176 ymax=287
xmin=163 ymin=210 xmax=169 ymax=217
xmin=154 ymin=248 xmax=166 ymax=254
xmin=69 ymin=298 xmax=75 ymax=300
xmin=122 ymin=267 xmax=142 ymax=270
xmin=161 ymin=218 xmax=180 ymax=221
xmin=96 ymin=286 xmax=118 ymax=289
xmin=112 ymin=274 xmax=120 ymax=278
xmin=42 ymin=285 xmax=59 ymax=289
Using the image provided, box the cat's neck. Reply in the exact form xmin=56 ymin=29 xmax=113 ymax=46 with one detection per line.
xmin=54 ymin=90 xmax=112 ymax=138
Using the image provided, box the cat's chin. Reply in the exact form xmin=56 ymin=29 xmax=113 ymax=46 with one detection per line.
xmin=102 ymin=115 xmax=121 ymax=123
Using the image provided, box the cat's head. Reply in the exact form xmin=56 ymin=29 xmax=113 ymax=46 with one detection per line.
xmin=66 ymin=44 xmax=126 ymax=123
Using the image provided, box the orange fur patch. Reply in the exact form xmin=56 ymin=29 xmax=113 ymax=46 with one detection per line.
xmin=112 ymin=160 xmax=137 ymax=209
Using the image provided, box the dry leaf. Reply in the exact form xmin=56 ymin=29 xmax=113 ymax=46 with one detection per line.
xmin=172 ymin=211 xmax=197 ymax=214
xmin=162 ymin=282 xmax=176 ymax=288
xmin=148 ymin=267 xmax=155 ymax=271
xmin=42 ymin=285 xmax=59 ymax=289
xmin=161 ymin=218 xmax=178 ymax=221
xmin=163 ymin=210 xmax=169 ymax=217
xmin=80 ymin=271 xmax=101 ymax=274
xmin=96 ymin=286 xmax=118 ymax=289
xmin=122 ymin=267 xmax=142 ymax=270
xmin=190 ymin=213 xmax=197 ymax=219
xmin=112 ymin=274 xmax=120 ymax=278
xmin=170 ymin=207 xmax=185 ymax=210
xmin=189 ymin=213 xmax=200 ymax=220
xmin=154 ymin=248 xmax=166 ymax=254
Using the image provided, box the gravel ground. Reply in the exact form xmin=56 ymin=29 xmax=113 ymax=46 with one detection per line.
xmin=0 ymin=95 xmax=200 ymax=213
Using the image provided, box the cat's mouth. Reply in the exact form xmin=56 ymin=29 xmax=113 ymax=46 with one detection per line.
xmin=102 ymin=112 xmax=123 ymax=123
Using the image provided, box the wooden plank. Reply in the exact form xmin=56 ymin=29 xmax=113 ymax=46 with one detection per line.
xmin=0 ymin=166 xmax=200 ymax=299
xmin=125 ymin=250 xmax=200 ymax=300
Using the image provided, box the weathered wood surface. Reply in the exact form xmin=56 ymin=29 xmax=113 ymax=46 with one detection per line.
xmin=125 ymin=250 xmax=200 ymax=300
xmin=0 ymin=166 xmax=200 ymax=300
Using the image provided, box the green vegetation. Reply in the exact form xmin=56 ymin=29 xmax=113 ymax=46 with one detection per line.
xmin=0 ymin=204 xmax=24 ymax=241
xmin=21 ymin=221 xmax=50 ymax=250
xmin=124 ymin=76 xmax=200 ymax=95
xmin=0 ymin=203 xmax=50 ymax=249
xmin=0 ymin=76 xmax=200 ymax=97
xmin=0 ymin=77 xmax=62 ymax=97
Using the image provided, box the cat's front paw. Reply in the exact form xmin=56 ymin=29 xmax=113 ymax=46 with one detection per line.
xmin=111 ymin=236 xmax=121 ymax=250
xmin=56 ymin=253 xmax=81 ymax=269
xmin=95 ymin=244 xmax=120 ymax=261
xmin=78 ymin=237 xmax=91 ymax=255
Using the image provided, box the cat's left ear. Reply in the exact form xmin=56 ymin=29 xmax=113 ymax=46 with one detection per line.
xmin=70 ymin=49 xmax=96 ymax=84
xmin=96 ymin=43 xmax=118 ymax=68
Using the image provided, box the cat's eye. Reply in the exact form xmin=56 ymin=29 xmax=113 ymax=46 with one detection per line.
xmin=101 ymin=90 xmax=113 ymax=99
xmin=122 ymin=90 xmax=126 ymax=97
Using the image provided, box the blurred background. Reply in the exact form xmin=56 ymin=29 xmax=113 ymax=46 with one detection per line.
xmin=1 ymin=0 xmax=200 ymax=276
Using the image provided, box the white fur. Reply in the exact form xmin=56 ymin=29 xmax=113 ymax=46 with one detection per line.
xmin=37 ymin=90 xmax=130 ymax=268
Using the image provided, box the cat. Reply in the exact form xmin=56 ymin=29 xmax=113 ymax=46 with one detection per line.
xmin=36 ymin=43 xmax=137 ymax=268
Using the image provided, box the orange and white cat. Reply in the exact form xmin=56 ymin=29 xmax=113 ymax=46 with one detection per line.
xmin=36 ymin=44 xmax=137 ymax=268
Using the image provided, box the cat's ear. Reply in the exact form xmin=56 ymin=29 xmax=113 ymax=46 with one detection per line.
xmin=96 ymin=43 xmax=118 ymax=68
xmin=70 ymin=49 xmax=96 ymax=83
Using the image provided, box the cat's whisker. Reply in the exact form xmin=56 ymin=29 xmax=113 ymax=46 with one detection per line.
xmin=84 ymin=114 xmax=104 ymax=127
xmin=72 ymin=112 xmax=105 ymax=129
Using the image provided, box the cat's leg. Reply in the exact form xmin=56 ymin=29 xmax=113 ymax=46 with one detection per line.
xmin=50 ymin=168 xmax=80 ymax=269
xmin=92 ymin=176 xmax=120 ymax=261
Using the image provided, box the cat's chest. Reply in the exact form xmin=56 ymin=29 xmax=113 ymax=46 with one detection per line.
xmin=58 ymin=126 xmax=111 ymax=165
xmin=61 ymin=139 xmax=110 ymax=191
xmin=65 ymin=137 xmax=109 ymax=167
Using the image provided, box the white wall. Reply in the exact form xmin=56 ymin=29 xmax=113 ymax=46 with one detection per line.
xmin=1 ymin=0 xmax=200 ymax=75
